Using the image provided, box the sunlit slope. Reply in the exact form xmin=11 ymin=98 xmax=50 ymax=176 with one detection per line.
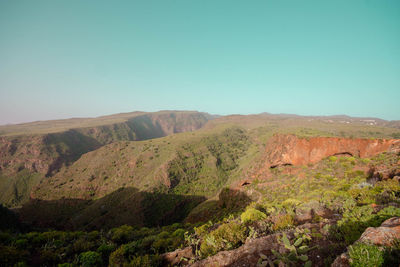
xmin=32 ymin=126 xmax=252 ymax=200
xmin=0 ymin=111 xmax=212 ymax=207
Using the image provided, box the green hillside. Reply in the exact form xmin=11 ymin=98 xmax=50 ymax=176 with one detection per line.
xmin=0 ymin=111 xmax=212 ymax=207
xmin=1 ymin=111 xmax=400 ymax=266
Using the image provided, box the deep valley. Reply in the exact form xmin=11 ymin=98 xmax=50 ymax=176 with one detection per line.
xmin=1 ymin=111 xmax=400 ymax=266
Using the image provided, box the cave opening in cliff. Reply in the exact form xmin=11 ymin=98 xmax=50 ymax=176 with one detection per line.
xmin=332 ymin=152 xmax=354 ymax=157
xmin=270 ymin=163 xmax=293 ymax=169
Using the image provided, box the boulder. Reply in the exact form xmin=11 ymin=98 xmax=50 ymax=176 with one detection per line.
xmin=332 ymin=217 xmax=400 ymax=266
xmin=358 ymin=217 xmax=400 ymax=246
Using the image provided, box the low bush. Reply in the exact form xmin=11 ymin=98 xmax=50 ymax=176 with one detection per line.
xmin=110 ymin=225 xmax=134 ymax=244
xmin=97 ymin=243 xmax=116 ymax=261
xmin=271 ymin=214 xmax=295 ymax=231
xmin=79 ymin=251 xmax=102 ymax=267
xmin=240 ymin=207 xmax=267 ymax=223
xmin=348 ymin=243 xmax=384 ymax=267
xmin=200 ymin=221 xmax=246 ymax=257
xmin=328 ymin=156 xmax=337 ymax=162
xmin=108 ymin=246 xmax=125 ymax=266
xmin=348 ymin=188 xmax=377 ymax=205
xmin=194 ymin=221 xmax=213 ymax=237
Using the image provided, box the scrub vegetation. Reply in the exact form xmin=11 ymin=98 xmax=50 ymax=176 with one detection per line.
xmin=1 ymin=111 xmax=400 ymax=266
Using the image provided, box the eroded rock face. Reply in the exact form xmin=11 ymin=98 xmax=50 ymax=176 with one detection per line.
xmin=358 ymin=217 xmax=400 ymax=246
xmin=0 ymin=135 xmax=52 ymax=174
xmin=265 ymin=134 xmax=400 ymax=167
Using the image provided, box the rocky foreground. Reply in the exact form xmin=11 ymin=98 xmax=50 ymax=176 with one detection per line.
xmin=163 ymin=215 xmax=400 ymax=267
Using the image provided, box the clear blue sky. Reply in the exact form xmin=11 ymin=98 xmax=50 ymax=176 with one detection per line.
xmin=1 ymin=0 xmax=399 ymax=124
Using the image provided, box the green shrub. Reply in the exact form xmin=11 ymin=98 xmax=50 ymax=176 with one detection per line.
xmin=282 ymin=198 xmax=301 ymax=210
xmin=377 ymin=206 xmax=400 ymax=217
xmin=194 ymin=221 xmax=213 ymax=237
xmin=347 ymin=157 xmax=356 ymax=164
xmin=157 ymin=231 xmax=170 ymax=239
xmin=375 ymin=180 xmax=400 ymax=193
xmin=79 ymin=251 xmax=102 ymax=267
xmin=172 ymin=228 xmax=185 ymax=239
xmin=348 ymin=243 xmax=384 ymax=267
xmin=348 ymin=188 xmax=376 ymax=205
xmin=72 ymin=238 xmax=94 ymax=253
xmin=110 ymin=225 xmax=134 ymax=244
xmin=328 ymin=156 xmax=337 ymax=162
xmin=140 ymin=235 xmax=157 ymax=251
xmin=200 ymin=221 xmax=246 ymax=257
xmin=271 ymin=232 xmax=314 ymax=266
xmin=97 ymin=243 xmax=116 ymax=261
xmin=240 ymin=208 xmax=267 ymax=223
xmin=87 ymin=231 xmax=100 ymax=241
xmin=151 ymin=238 xmax=171 ymax=253
xmin=109 ymin=246 xmax=125 ymax=266
xmin=15 ymin=239 xmax=28 ymax=249
xmin=271 ymin=214 xmax=295 ymax=231
xmin=360 ymin=158 xmax=371 ymax=164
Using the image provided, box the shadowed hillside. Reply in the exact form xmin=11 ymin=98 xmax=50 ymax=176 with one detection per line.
xmin=18 ymin=187 xmax=206 ymax=230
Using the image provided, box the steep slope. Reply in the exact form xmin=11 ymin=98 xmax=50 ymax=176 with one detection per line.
xmin=2 ymin=112 xmax=400 ymax=266
xmin=32 ymin=126 xmax=250 ymax=201
xmin=15 ymin=126 xmax=252 ymax=230
xmin=3 ymin=111 xmax=400 ymax=215
xmin=0 ymin=111 xmax=212 ymax=207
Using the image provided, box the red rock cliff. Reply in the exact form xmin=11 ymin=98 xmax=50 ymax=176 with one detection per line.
xmin=265 ymin=134 xmax=400 ymax=167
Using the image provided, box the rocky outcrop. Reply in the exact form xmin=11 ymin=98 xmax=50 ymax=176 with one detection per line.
xmin=0 ymin=135 xmax=51 ymax=174
xmin=190 ymin=232 xmax=282 ymax=267
xmin=265 ymin=134 xmax=400 ymax=168
xmin=0 ymin=131 xmax=102 ymax=177
xmin=367 ymin=165 xmax=400 ymax=183
xmin=332 ymin=217 xmax=400 ymax=267
xmin=358 ymin=217 xmax=400 ymax=246
xmin=187 ymin=222 xmax=330 ymax=267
